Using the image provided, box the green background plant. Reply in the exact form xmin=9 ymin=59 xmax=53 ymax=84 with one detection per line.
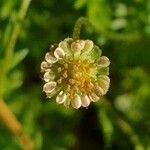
xmin=0 ymin=0 xmax=150 ymax=149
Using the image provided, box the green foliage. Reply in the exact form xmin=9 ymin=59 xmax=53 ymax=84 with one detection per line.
xmin=87 ymin=0 xmax=111 ymax=32
xmin=0 ymin=0 xmax=150 ymax=149
xmin=9 ymin=48 xmax=28 ymax=71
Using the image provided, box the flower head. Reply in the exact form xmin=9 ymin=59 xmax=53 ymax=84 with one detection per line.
xmin=41 ymin=38 xmax=110 ymax=109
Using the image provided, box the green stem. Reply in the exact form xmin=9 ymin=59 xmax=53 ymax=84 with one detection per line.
xmin=72 ymin=17 xmax=90 ymax=39
xmin=101 ymin=99 xmax=144 ymax=150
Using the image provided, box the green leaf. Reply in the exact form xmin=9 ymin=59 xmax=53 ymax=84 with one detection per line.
xmin=9 ymin=48 xmax=29 ymax=70
xmin=6 ymin=70 xmax=23 ymax=94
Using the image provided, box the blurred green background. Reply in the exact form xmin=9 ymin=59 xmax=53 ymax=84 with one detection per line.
xmin=0 ymin=0 xmax=150 ymax=149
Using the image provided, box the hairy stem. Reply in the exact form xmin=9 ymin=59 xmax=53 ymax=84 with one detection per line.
xmin=0 ymin=100 xmax=33 ymax=150
xmin=72 ymin=17 xmax=90 ymax=39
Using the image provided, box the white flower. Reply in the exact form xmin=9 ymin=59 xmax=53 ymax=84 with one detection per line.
xmin=41 ymin=38 xmax=110 ymax=109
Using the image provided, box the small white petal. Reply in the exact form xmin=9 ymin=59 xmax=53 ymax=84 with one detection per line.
xmin=81 ymin=40 xmax=93 ymax=55
xmin=64 ymin=38 xmax=73 ymax=42
xmin=81 ymin=94 xmax=90 ymax=107
xmin=71 ymin=40 xmax=85 ymax=57
xmin=45 ymin=52 xmax=57 ymax=64
xmin=71 ymin=40 xmax=85 ymax=51
xmin=84 ymin=40 xmax=93 ymax=50
xmin=41 ymin=61 xmax=51 ymax=71
xmin=54 ymin=47 xmax=65 ymax=59
xmin=43 ymin=81 xmax=57 ymax=93
xmin=96 ymin=56 xmax=110 ymax=67
xmin=59 ymin=41 xmax=68 ymax=51
xmin=64 ymin=98 xmax=70 ymax=107
xmin=99 ymin=75 xmax=110 ymax=83
xmin=46 ymin=90 xmax=56 ymax=98
xmin=59 ymin=38 xmax=73 ymax=56
xmin=71 ymin=95 xmax=82 ymax=109
xmin=43 ymin=72 xmax=50 ymax=82
xmin=43 ymin=70 xmax=55 ymax=82
xmin=98 ymin=75 xmax=110 ymax=93
xmin=94 ymin=84 xmax=105 ymax=96
xmin=89 ymin=93 xmax=100 ymax=102
xmin=56 ymin=91 xmax=67 ymax=104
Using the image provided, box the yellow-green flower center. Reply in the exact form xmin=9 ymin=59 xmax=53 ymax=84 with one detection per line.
xmin=54 ymin=57 xmax=96 ymax=99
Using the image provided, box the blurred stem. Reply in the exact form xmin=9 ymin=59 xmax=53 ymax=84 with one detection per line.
xmin=4 ymin=0 xmax=31 ymax=71
xmin=100 ymin=31 xmax=140 ymax=41
xmin=72 ymin=17 xmax=90 ymax=39
xmin=0 ymin=100 xmax=33 ymax=150
xmin=102 ymin=99 xmax=144 ymax=150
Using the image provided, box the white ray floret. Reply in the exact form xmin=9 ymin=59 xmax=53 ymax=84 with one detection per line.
xmin=56 ymin=91 xmax=67 ymax=104
xmin=99 ymin=75 xmax=110 ymax=86
xmin=41 ymin=61 xmax=51 ymax=71
xmin=43 ymin=69 xmax=55 ymax=82
xmin=71 ymin=40 xmax=85 ymax=51
xmin=59 ymin=38 xmax=73 ymax=56
xmin=89 ymin=93 xmax=100 ymax=102
xmin=45 ymin=52 xmax=57 ymax=64
xmin=98 ymin=75 xmax=110 ymax=93
xmin=81 ymin=40 xmax=93 ymax=56
xmin=54 ymin=47 xmax=65 ymax=59
xmin=96 ymin=56 xmax=110 ymax=67
xmin=81 ymin=94 xmax=91 ymax=107
xmin=43 ymin=81 xmax=57 ymax=93
xmin=71 ymin=94 xmax=82 ymax=109
xmin=94 ymin=84 xmax=105 ymax=96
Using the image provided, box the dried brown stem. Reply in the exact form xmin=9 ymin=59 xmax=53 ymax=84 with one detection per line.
xmin=0 ymin=100 xmax=33 ymax=150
